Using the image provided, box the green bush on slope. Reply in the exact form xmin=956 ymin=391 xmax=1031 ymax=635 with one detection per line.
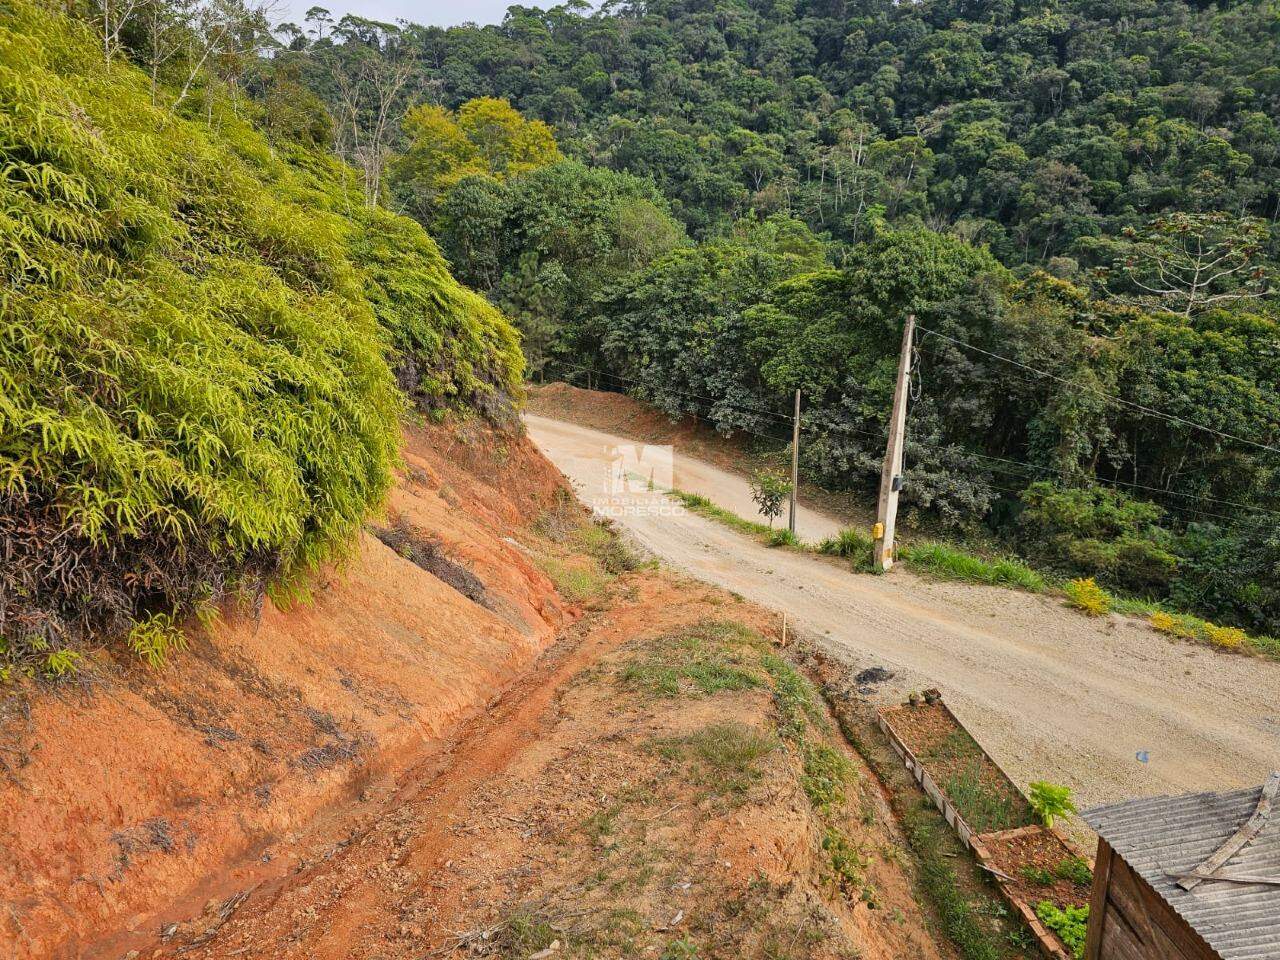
xmin=0 ymin=0 xmax=521 ymax=675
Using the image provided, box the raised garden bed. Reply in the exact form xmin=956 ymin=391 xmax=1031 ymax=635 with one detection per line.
xmin=878 ymin=693 xmax=1092 ymax=960
xmin=879 ymin=693 xmax=1036 ymax=843
xmin=972 ymin=825 xmax=1093 ymax=960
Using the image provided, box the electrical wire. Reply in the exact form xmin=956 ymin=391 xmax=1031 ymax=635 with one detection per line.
xmin=915 ymin=325 xmax=1280 ymax=456
xmin=548 ymin=358 xmax=1280 ymax=525
xmin=550 ymin=360 xmax=797 ymax=426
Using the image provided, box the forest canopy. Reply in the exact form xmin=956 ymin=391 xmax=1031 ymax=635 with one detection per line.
xmin=271 ymin=0 xmax=1280 ymax=637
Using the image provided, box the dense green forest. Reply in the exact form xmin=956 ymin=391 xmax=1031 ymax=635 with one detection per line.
xmin=0 ymin=0 xmax=521 ymax=676
xmin=2 ymin=0 xmax=1278 ymax=671
xmin=268 ymin=0 xmax=1279 ymax=636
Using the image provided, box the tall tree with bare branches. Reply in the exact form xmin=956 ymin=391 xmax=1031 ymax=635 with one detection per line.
xmin=1107 ymin=212 xmax=1275 ymax=318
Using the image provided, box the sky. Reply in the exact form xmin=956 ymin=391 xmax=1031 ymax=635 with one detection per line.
xmin=278 ymin=0 xmax=524 ymax=29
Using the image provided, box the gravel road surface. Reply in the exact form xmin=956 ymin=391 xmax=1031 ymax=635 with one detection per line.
xmin=526 ymin=413 xmax=1280 ymax=812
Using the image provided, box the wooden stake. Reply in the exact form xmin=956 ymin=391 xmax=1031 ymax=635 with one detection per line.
xmin=874 ymin=313 xmax=915 ymax=572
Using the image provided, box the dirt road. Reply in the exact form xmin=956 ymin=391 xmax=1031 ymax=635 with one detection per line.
xmin=525 ymin=414 xmax=1280 ymax=813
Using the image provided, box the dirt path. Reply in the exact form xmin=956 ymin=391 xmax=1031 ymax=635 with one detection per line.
xmin=141 ymin=574 xmax=958 ymax=960
xmin=525 ymin=414 xmax=1280 ymax=813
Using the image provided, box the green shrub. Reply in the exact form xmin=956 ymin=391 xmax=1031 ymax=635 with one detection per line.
xmin=748 ymin=468 xmax=792 ymax=528
xmin=0 ymin=2 xmax=521 ymax=674
xmin=1171 ymin=523 xmax=1280 ymax=638
xmin=1028 ymin=781 xmax=1078 ymax=828
xmin=1019 ymin=483 xmax=1177 ymax=595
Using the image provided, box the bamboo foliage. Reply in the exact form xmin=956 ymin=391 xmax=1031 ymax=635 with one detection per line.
xmin=0 ymin=0 xmax=524 ymax=676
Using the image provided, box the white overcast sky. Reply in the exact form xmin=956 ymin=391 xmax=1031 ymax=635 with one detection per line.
xmin=277 ymin=0 xmax=527 ymax=29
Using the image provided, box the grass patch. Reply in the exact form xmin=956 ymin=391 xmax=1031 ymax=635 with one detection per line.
xmin=654 ymin=722 xmax=778 ymax=796
xmin=669 ymin=489 xmax=805 ymax=549
xmin=942 ymin=763 xmax=1020 ymax=833
xmin=822 ymin=826 xmax=868 ymax=893
xmin=767 ymin=527 xmax=801 ymax=548
xmin=620 ymin=620 xmax=764 ymax=697
xmin=761 ymin=652 xmax=827 ymax=739
xmin=621 ymin=658 xmax=759 ymax=697
xmin=574 ymin=520 xmax=647 ymax=574
xmin=1253 ymin=634 xmax=1280 ymax=660
xmin=903 ymin=801 xmax=1003 ymax=960
xmin=800 ymin=741 xmax=857 ymax=811
xmin=899 ymin=542 xmax=1044 ymax=592
xmin=537 ymin=556 xmax=609 ymax=602
xmin=818 ymin=527 xmax=876 ymax=572
xmin=1110 ymin=594 xmax=1163 ymax=617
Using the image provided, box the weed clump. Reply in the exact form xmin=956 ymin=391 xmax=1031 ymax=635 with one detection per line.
xmin=1055 ymin=856 xmax=1093 ymax=887
xmin=818 ymin=528 xmax=875 ymax=570
xmin=1064 ymin=578 xmax=1112 ymax=616
xmin=654 ymin=722 xmax=778 ymax=796
xmin=900 ymin=542 xmax=1045 ymax=592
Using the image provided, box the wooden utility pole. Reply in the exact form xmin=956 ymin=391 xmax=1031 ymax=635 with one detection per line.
xmin=874 ymin=314 xmax=915 ymax=572
xmin=788 ymin=388 xmax=801 ymax=535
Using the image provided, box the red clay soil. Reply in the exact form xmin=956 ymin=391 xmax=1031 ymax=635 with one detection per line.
xmin=126 ymin=575 xmax=954 ymax=960
xmin=979 ymin=829 xmax=1092 ymax=913
xmin=0 ymin=418 xmax=574 ymax=960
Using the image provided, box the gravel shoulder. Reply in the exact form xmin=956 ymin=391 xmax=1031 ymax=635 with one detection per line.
xmin=525 ymin=413 xmax=1280 ymax=814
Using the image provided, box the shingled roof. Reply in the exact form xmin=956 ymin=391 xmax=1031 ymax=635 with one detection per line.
xmin=1083 ymin=775 xmax=1280 ymax=960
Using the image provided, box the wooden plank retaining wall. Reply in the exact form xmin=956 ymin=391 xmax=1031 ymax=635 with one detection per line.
xmin=877 ymin=696 xmax=1086 ymax=960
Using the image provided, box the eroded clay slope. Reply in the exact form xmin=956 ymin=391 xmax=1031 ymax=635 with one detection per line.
xmin=0 ymin=420 xmax=573 ymax=960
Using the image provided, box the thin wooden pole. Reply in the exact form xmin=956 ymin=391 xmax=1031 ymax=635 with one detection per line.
xmin=874 ymin=314 xmax=914 ymax=572
xmin=788 ymin=388 xmax=801 ymax=536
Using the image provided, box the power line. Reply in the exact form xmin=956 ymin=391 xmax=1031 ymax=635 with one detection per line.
xmin=548 ymin=359 xmax=1280 ymax=524
xmin=549 ymin=360 xmax=797 ymax=426
xmin=955 ymin=454 xmax=1271 ymax=528
xmin=957 ymin=450 xmax=1280 ymax=521
xmin=916 ymin=325 xmax=1280 ymax=457
xmin=557 ymin=364 xmax=797 ymax=446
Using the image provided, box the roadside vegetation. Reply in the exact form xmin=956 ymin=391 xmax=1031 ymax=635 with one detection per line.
xmin=256 ymin=0 xmax=1280 ymax=646
xmin=674 ymin=491 xmax=1280 ymax=661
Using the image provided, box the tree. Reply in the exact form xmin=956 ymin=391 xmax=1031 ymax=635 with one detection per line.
xmin=390 ymin=97 xmax=560 ymax=220
xmin=303 ymin=4 xmax=331 ymax=42
xmin=326 ymin=23 xmax=415 ymax=206
xmin=455 ymin=97 xmax=560 ymax=178
xmin=434 ymin=161 xmax=684 ymax=375
xmin=749 ymin=469 xmax=792 ymax=527
xmin=1107 ymin=212 xmax=1276 ymax=318
xmin=392 ymin=103 xmax=487 ymax=217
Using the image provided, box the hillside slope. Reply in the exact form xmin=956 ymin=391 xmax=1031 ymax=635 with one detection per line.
xmin=0 ymin=420 xmax=573 ymax=959
xmin=0 ymin=0 xmax=522 ymax=676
